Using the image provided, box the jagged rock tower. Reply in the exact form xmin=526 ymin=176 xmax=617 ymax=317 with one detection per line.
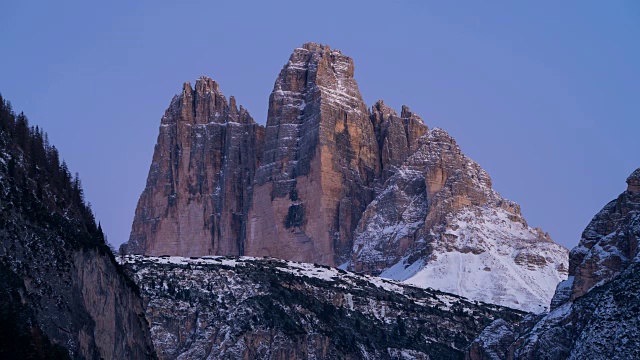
xmin=127 ymin=78 xmax=264 ymax=256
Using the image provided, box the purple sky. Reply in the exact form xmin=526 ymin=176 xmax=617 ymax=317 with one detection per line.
xmin=2 ymin=1 xmax=638 ymax=249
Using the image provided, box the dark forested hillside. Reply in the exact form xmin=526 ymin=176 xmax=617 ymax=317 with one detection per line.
xmin=0 ymin=94 xmax=155 ymax=359
xmin=0 ymin=94 xmax=100 ymax=243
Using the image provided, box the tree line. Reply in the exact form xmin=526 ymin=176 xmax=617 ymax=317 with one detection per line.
xmin=0 ymin=93 xmax=103 ymax=244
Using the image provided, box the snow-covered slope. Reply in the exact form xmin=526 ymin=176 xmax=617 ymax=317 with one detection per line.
xmin=383 ymin=207 xmax=568 ymax=313
xmin=351 ymin=128 xmax=568 ymax=313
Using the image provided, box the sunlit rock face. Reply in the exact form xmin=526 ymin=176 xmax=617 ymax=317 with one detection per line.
xmin=246 ymin=43 xmax=381 ymax=266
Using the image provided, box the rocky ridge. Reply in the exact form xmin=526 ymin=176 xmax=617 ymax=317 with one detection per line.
xmin=466 ymin=168 xmax=640 ymax=359
xmin=122 ymin=254 xmax=526 ymax=360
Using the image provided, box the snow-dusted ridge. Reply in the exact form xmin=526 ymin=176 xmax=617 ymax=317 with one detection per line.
xmin=120 ymin=254 xmax=530 ymax=315
xmin=121 ymin=254 xmax=527 ymax=359
xmin=120 ymin=254 xmax=529 ymax=315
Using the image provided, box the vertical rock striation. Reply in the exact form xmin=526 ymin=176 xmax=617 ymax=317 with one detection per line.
xmin=246 ymin=43 xmax=380 ymax=266
xmin=370 ymin=101 xmax=428 ymax=183
xmin=128 ymin=77 xmax=264 ymax=256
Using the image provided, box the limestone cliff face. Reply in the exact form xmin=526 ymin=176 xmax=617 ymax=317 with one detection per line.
xmin=566 ymin=168 xmax=640 ymax=300
xmin=72 ymin=250 xmax=155 ymax=359
xmin=246 ymin=43 xmax=381 ymax=266
xmin=128 ymin=77 xmax=264 ymax=256
xmin=130 ymin=44 xmax=432 ymax=267
xmin=128 ymin=43 xmax=565 ymax=296
xmin=352 ymin=128 xmax=498 ymax=275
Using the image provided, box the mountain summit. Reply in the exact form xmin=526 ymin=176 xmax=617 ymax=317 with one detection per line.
xmin=126 ymin=43 xmax=567 ymax=311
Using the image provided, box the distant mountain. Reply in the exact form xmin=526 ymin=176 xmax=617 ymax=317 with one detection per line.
xmin=0 ymin=95 xmax=155 ymax=359
xmin=126 ymin=43 xmax=567 ymax=311
xmin=467 ymin=168 xmax=640 ymax=359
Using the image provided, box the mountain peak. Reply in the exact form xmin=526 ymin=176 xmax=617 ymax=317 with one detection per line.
xmin=299 ymin=41 xmax=334 ymax=53
xmin=128 ymin=76 xmax=264 ymax=256
xmin=130 ymin=44 xmax=567 ymax=312
xmin=195 ymin=76 xmax=221 ymax=93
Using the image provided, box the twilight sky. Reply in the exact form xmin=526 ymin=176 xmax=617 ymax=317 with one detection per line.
xmin=2 ymin=1 xmax=638 ymax=249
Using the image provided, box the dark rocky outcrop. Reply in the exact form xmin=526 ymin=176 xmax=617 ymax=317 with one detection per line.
xmin=567 ymin=167 xmax=640 ymax=300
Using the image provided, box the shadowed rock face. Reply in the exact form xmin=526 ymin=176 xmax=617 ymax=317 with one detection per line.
xmin=128 ymin=77 xmax=264 ymax=256
xmin=370 ymin=101 xmax=429 ymax=184
xmin=0 ymin=106 xmax=156 ymax=359
xmin=247 ymin=43 xmax=381 ymax=266
xmin=352 ymin=128 xmax=497 ymax=274
xmin=568 ymin=167 xmax=640 ymax=300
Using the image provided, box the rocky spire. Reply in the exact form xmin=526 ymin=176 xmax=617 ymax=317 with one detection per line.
xmin=627 ymin=168 xmax=640 ymax=192
xmin=127 ymin=77 xmax=264 ymax=256
xmin=246 ymin=43 xmax=381 ymax=266
xmin=128 ymin=44 xmax=568 ymax=312
xmin=370 ymin=100 xmax=428 ymax=182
